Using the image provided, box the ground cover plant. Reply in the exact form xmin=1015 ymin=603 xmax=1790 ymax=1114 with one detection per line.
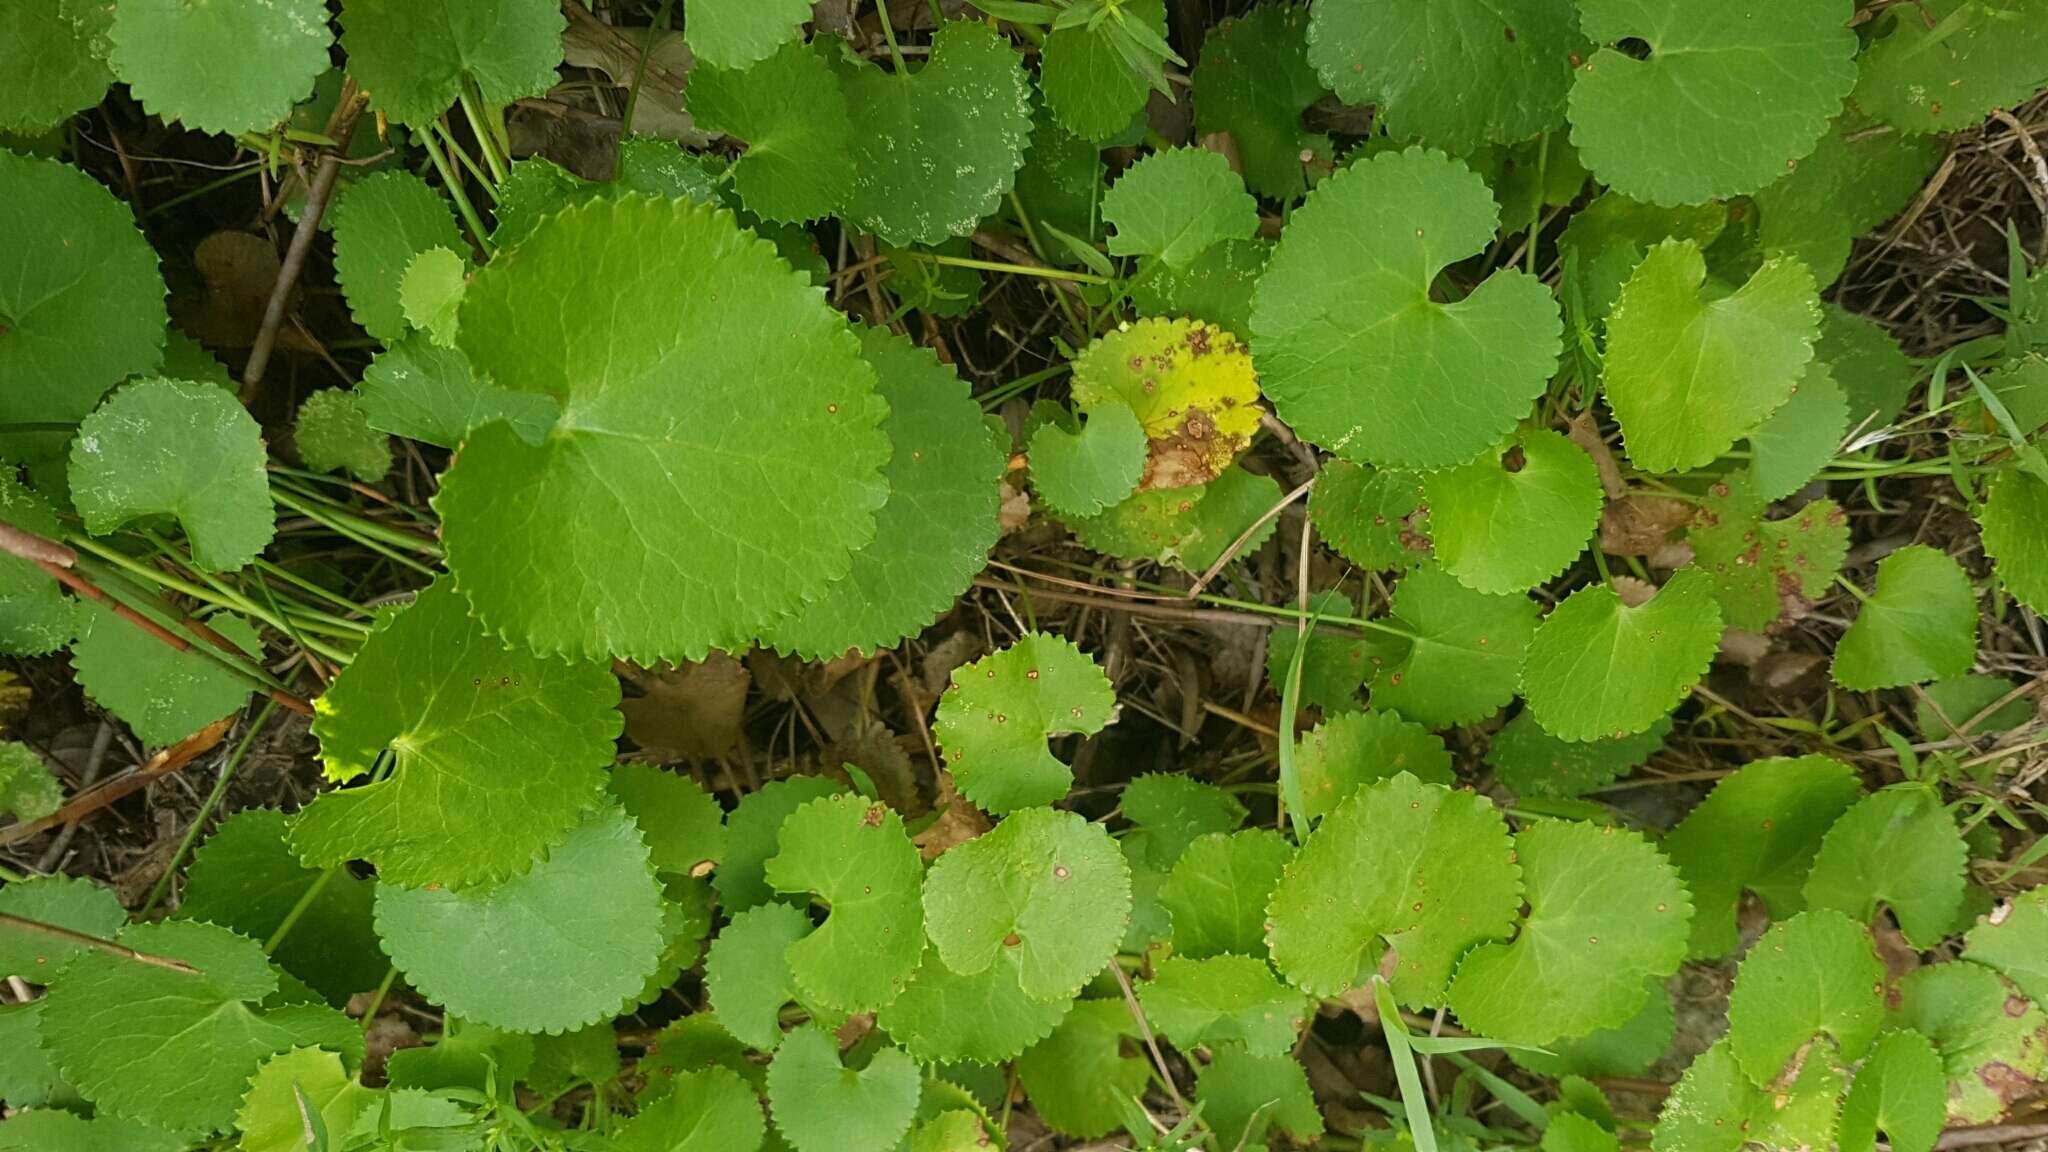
xmin=2 ymin=0 xmax=2048 ymax=1150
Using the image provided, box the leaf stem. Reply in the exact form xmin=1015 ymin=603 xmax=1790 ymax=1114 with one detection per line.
xmin=263 ymin=867 xmax=340 ymax=955
xmin=874 ymin=0 xmax=908 ymax=71
xmin=0 ymin=912 xmax=199 ymax=975
xmin=901 ymin=250 xmax=1113 ymax=285
xmin=456 ymin=87 xmax=509 ymax=186
xmin=418 ymin=128 xmax=495 ymax=258
xmin=621 ymin=0 xmax=677 ymax=147
xmin=138 ymin=701 xmax=279 ymax=917
xmin=271 ymin=490 xmax=442 ymax=577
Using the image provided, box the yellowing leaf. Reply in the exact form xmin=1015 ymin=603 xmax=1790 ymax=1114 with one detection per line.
xmin=1073 ymin=318 xmax=1261 ymax=490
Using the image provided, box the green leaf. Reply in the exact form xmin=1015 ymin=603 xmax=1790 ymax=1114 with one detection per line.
xmin=1979 ymin=469 xmax=2048 ymax=618
xmin=1251 ymin=146 xmax=1562 ymax=470
xmin=1424 ymin=429 xmax=1602 ymax=594
xmin=766 ymin=1026 xmax=921 ymax=1152
xmin=339 ymin=0 xmax=565 ymax=127
xmin=1832 ymin=545 xmax=1979 ymax=691
xmin=398 ymin=247 xmax=467 ymax=346
xmin=685 ymin=0 xmax=809 ymax=69
xmin=1487 ymin=711 xmax=1671 ymax=798
xmin=713 ymin=775 xmax=845 ymax=913
xmin=1688 ymin=485 xmax=1849 ymax=631
xmin=1803 ymin=787 xmax=1969 ymax=949
xmin=1651 ymin=1037 xmax=1845 ymax=1152
xmin=1370 ymin=564 xmax=1540 ymax=728
xmin=40 ymin=920 xmax=358 ymax=1134
xmin=760 ymin=328 xmax=1006 ymax=659
xmin=0 ymin=874 xmax=125 ymax=979
xmin=0 ymin=474 xmax=77 ymax=656
xmin=291 ymin=581 xmax=620 ymax=889
xmin=1887 ymin=960 xmax=2048 ymax=1125
xmin=490 ymin=140 xmax=721 ymax=249
xmin=689 ymin=41 xmax=856 ymax=224
xmin=235 ymin=1047 xmax=380 ymax=1152
xmin=1916 ymin=675 xmax=2035 ymax=739
xmin=614 ymin=1065 xmax=766 ymax=1152
xmin=1307 ymin=461 xmax=1431 ymax=572
xmin=384 ymin=1017 xmax=533 ymax=1092
xmin=1039 ymin=0 xmax=1167 ymax=141
xmin=0 ymin=1111 xmax=182 ymax=1152
xmin=1753 ymin=115 xmax=1945 ymax=289
xmin=374 ymin=806 xmax=667 ymax=1034
xmin=71 ymin=602 xmax=259 ymax=747
xmin=330 ymin=171 xmax=466 ymax=345
xmin=1029 ymin=401 xmax=1146 ymax=518
xmin=1068 ymin=461 xmax=1283 ymax=571
xmin=1964 ymin=887 xmax=2048 ymax=1006
xmin=1190 ymin=4 xmax=1329 ymax=200
xmin=1513 ymin=983 xmax=1676 ymax=1078
xmin=1839 ymin=1030 xmax=1947 ymax=1152
xmin=703 ymin=902 xmax=813 ymax=1050
xmin=1194 ymin=1042 xmax=1325 ymax=1149
xmin=1308 ymin=0 xmax=1581 ymax=152
xmin=439 ymin=196 xmax=891 ymax=664
xmin=1293 ymin=709 xmax=1453 ymax=823
xmin=1015 ymin=1000 xmax=1148 ymax=1139
xmin=1545 ymin=1111 xmax=1621 ymax=1152
xmin=107 ymin=0 xmax=329 ymax=135
xmin=0 ymin=151 xmax=166 ymax=441
xmin=1521 ymin=568 xmax=1723 ymax=742
xmin=1602 ymin=241 xmax=1820 ymax=472
xmin=1566 ymin=0 xmax=1857 ymax=204
xmin=1557 ymin=192 xmax=1727 ymax=335
xmin=293 ymin=390 xmax=391 ymax=483
xmin=841 ymin=22 xmax=1032 ymax=246
xmin=0 ymin=1 xmax=111 ymax=135
xmin=934 ymin=632 xmax=1116 ymax=814
xmin=0 ymin=741 xmax=61 ymax=822
xmin=921 ymin=806 xmax=1132 ymax=1001
xmin=1265 ymin=591 xmax=1374 ymax=714
xmin=1855 ymin=0 xmax=2048 ymax=135
xmin=1451 ymin=822 xmax=1691 ymax=1045
xmin=1131 ymin=238 xmax=1267 ymax=335
xmin=1267 ymin=773 xmax=1520 ymax=1002
xmin=764 ymin=793 xmax=926 ymax=1013
xmin=1102 ymin=148 xmax=1258 ymax=269
xmin=1664 ymin=754 xmax=1864 ymax=957
xmin=0 ymin=1000 xmax=74 ymax=1110
xmin=1160 ymin=829 xmax=1292 ymax=960
xmin=1138 ymin=954 xmax=1308 ymax=1056
xmin=875 ymin=945 xmax=1075 ymax=1064
xmin=1119 ymin=772 xmax=1249 ymax=870
xmin=179 ymin=809 xmax=384 ymax=1006
xmin=1725 ymin=909 xmax=1885 ymax=1081
xmin=1821 ymin=306 xmax=1917 ymax=430
xmin=70 ymin=377 xmax=274 ymax=570
xmin=1744 ymin=362 xmax=1847 ymax=502
xmin=356 ymin=334 xmax=558 ymax=450
xmin=610 ymin=763 xmax=727 ymax=877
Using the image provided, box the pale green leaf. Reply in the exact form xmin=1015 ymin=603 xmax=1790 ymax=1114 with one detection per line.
xmin=1160 ymin=830 xmax=1293 ymax=960
xmin=1039 ymin=0 xmax=1166 ymax=141
xmin=1190 ymin=4 xmax=1328 ymax=200
xmin=1745 ymin=361 xmax=1847 ymax=502
xmin=293 ymin=390 xmax=391 ymax=483
xmin=1521 ymin=568 xmax=1723 ymax=742
xmin=1556 ymin=192 xmax=1727 ymax=333
xmin=615 ymin=1065 xmax=766 ymax=1152
xmin=339 ymin=0 xmax=565 ymax=126
xmin=1602 ymin=241 xmax=1820 ymax=472
xmin=1266 ymin=773 xmax=1521 ymax=1002
xmin=1451 ymin=822 xmax=1691 ymax=1045
xmin=1308 ymin=0 xmax=1581 ymax=151
xmin=0 ymin=741 xmax=61 ymax=823
xmin=356 ymin=334 xmax=558 ymax=450
xmin=1803 ymin=787 xmax=1969 ymax=948
xmin=764 ymin=793 xmax=926 ymax=1012
xmin=1545 ymin=1111 xmax=1621 ymax=1152
xmin=0 ymin=1111 xmax=183 ymax=1152
xmin=0 ymin=1 xmax=111 ymax=135
xmin=1726 ymin=909 xmax=1885 ymax=1081
xmin=235 ymin=1047 xmax=380 ymax=1152
xmin=40 ymin=920 xmax=358 ymax=1134
xmin=70 ymin=378 xmax=275 ymax=570
xmin=291 ymin=581 xmax=620 ymax=889
xmin=374 ymin=806 xmax=667 ymax=1034
xmin=713 ymin=776 xmax=845 ymax=913
xmin=1195 ymin=1042 xmax=1324 ymax=1149
xmin=1963 ymin=886 xmax=2048 ymax=1006
xmin=1887 ymin=960 xmax=2048 ymax=1125
xmin=875 ymin=945 xmax=1075 ymax=1064
xmin=1424 ymin=429 xmax=1602 ymax=594
xmin=1513 ymin=983 xmax=1675 ymax=1078
xmin=1566 ymin=0 xmax=1857 ymax=204
xmin=1029 ymin=401 xmax=1146 ymax=519
xmin=330 ymin=171 xmax=466 ymax=345
xmin=0 ymin=873 xmax=125 ymax=979
xmin=1103 ymin=148 xmax=1258 ymax=268
xmin=841 ymin=22 xmax=1032 ymax=246
xmin=108 ymin=0 xmax=329 ymax=135
xmin=1663 ymin=754 xmax=1864 ymax=957
xmin=1015 ymin=1000 xmax=1148 ymax=1139
xmin=1832 ymin=545 xmax=1978 ymax=691
xmin=439 ymin=196 xmax=890 ymax=663
xmin=1370 ymin=564 xmax=1540 ymax=728
xmin=1855 ymin=0 xmax=2048 ymax=135
xmin=398 ymin=247 xmax=466 ymax=346
xmin=180 ymin=809 xmax=384 ymax=1006
xmin=1651 ymin=1038 xmax=1846 ymax=1152
xmin=703 ymin=902 xmax=812 ymax=1051
xmin=1138 ymin=954 xmax=1308 ymax=1056
xmin=1487 ymin=712 xmax=1671 ymax=798
xmin=1307 ymin=460 xmax=1431 ymax=572
xmin=1979 ymin=469 xmax=2048 ymax=617
xmin=1293 ymin=708 xmax=1453 ymax=823
xmin=685 ymin=0 xmax=809 ymax=69
xmin=766 ymin=1026 xmax=921 ymax=1152
xmin=921 ymin=806 xmax=1132 ymax=1001
xmin=71 ymin=602 xmax=259 ymax=747
xmin=1251 ymin=146 xmax=1562 ymax=470
xmin=689 ymin=41 xmax=855 ymax=224
xmin=935 ymin=632 xmax=1116 ymax=814
xmin=1688 ymin=484 xmax=1849 ymax=631
xmin=1839 ymin=1030 xmax=1947 ymax=1152
xmin=1119 ymin=772 xmax=1248 ymax=870
xmin=491 ymin=140 xmax=720 ymax=249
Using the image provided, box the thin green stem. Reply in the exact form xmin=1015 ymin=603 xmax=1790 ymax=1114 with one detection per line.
xmin=139 ymin=702 xmax=278 ymax=916
xmin=143 ymin=164 xmax=263 ymax=219
xmin=902 ymin=250 xmax=1112 ymax=284
xmin=264 ymin=867 xmax=340 ymax=955
xmin=0 ymin=861 xmax=25 ymax=883
xmin=978 ymin=362 xmax=1072 ymax=410
xmin=457 ymin=88 xmax=510 ymax=185
xmin=418 ymin=129 xmax=495 ymax=257
xmin=433 ymin=119 xmax=499 ymax=201
xmin=1006 ymin=191 xmax=1085 ymax=335
xmin=360 ymin=965 xmax=400 ymax=1032
xmin=621 ymin=0 xmax=677 ymax=148
xmin=133 ymin=530 xmax=357 ymax=658
xmin=65 ymin=547 xmax=309 ymax=696
xmin=271 ymin=490 xmax=443 ymax=576
xmin=251 ymin=556 xmax=372 ymax=619
xmin=874 ymin=0 xmax=908 ymax=71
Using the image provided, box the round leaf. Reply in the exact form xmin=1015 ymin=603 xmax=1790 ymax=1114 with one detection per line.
xmin=1015 ymin=1000 xmax=1148 ymax=1139
xmin=1370 ymin=564 xmax=1540 ymax=729
xmin=71 ymin=602 xmax=259 ymax=747
xmin=1039 ymin=0 xmax=1167 ymax=142
xmin=1839 ymin=1029 xmax=1947 ymax=1152
xmin=356 ymin=334 xmax=558 ymax=450
xmin=1522 ymin=568 xmax=1723 ymax=742
xmin=1102 ymin=148 xmax=1258 ymax=269
xmin=1487 ymin=711 xmax=1672 ymax=798
xmin=1652 ymin=1037 xmax=1846 ymax=1152
xmin=1964 ymin=886 xmax=2048 ymax=1007
xmin=1745 ymin=362 xmax=1848 ymax=502
xmin=1979 ymin=468 xmax=2048 ymax=618
xmin=108 ymin=0 xmax=329 ymax=135
xmin=0 ymin=2 xmax=112 ymax=135
xmin=713 ymin=775 xmax=845 ymax=913
xmin=1160 ymin=829 xmax=1294 ymax=960
xmin=1068 ymin=460 xmax=1283 ymax=571
xmin=329 ymin=171 xmax=467 ymax=345
xmin=1293 ymin=708 xmax=1454 ymax=823
xmin=764 ymin=793 xmax=926 ymax=1013
xmin=875 ymin=946 xmax=1075 ymax=1065
xmin=1831 ymin=545 xmax=1978 ymax=691
xmin=0 ymin=874 xmax=125 ymax=980
xmin=1072 ymin=317 xmax=1262 ymax=490
xmin=703 ymin=902 xmax=814 ymax=1051
xmin=340 ymin=0 xmax=565 ymax=127
xmin=1803 ymin=786 xmax=1968 ymax=949
xmin=685 ymin=0 xmax=809 ymax=69
xmin=1425 ymin=429 xmax=1602 ymax=594
xmin=294 ymin=389 xmax=391 ymax=483
xmin=1190 ymin=4 xmax=1328 ymax=200
xmin=1855 ymin=0 xmax=2048 ymax=136
xmin=766 ymin=1026 xmax=921 ymax=1152
xmin=689 ymin=41 xmax=856 ymax=224
xmin=1308 ymin=461 xmax=1431 ymax=572
xmin=1137 ymin=954 xmax=1309 ymax=1056
xmin=1725 ymin=909 xmax=1885 ymax=1082
xmin=935 ymin=632 xmax=1116 ymax=814
xmin=1887 ymin=961 xmax=2048 ymax=1125
xmin=615 ymin=1065 xmax=766 ymax=1152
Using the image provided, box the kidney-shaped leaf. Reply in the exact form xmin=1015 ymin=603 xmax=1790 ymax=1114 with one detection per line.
xmin=935 ymin=633 xmax=1117 ymax=814
xmin=108 ymin=0 xmax=330 ymax=135
xmin=1831 ymin=545 xmax=1978 ymax=691
xmin=340 ymin=0 xmax=565 ymax=127
xmin=764 ymin=794 xmax=926 ymax=1013
xmin=1521 ymin=567 xmax=1723 ymax=742
xmin=1425 ymin=429 xmax=1602 ymax=594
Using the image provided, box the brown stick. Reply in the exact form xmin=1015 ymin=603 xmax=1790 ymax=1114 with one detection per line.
xmin=0 ymin=522 xmax=76 ymax=567
xmin=0 ymin=912 xmax=199 ymax=976
xmin=0 ymin=717 xmax=233 ymax=848
xmin=240 ymin=80 xmax=370 ymax=405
